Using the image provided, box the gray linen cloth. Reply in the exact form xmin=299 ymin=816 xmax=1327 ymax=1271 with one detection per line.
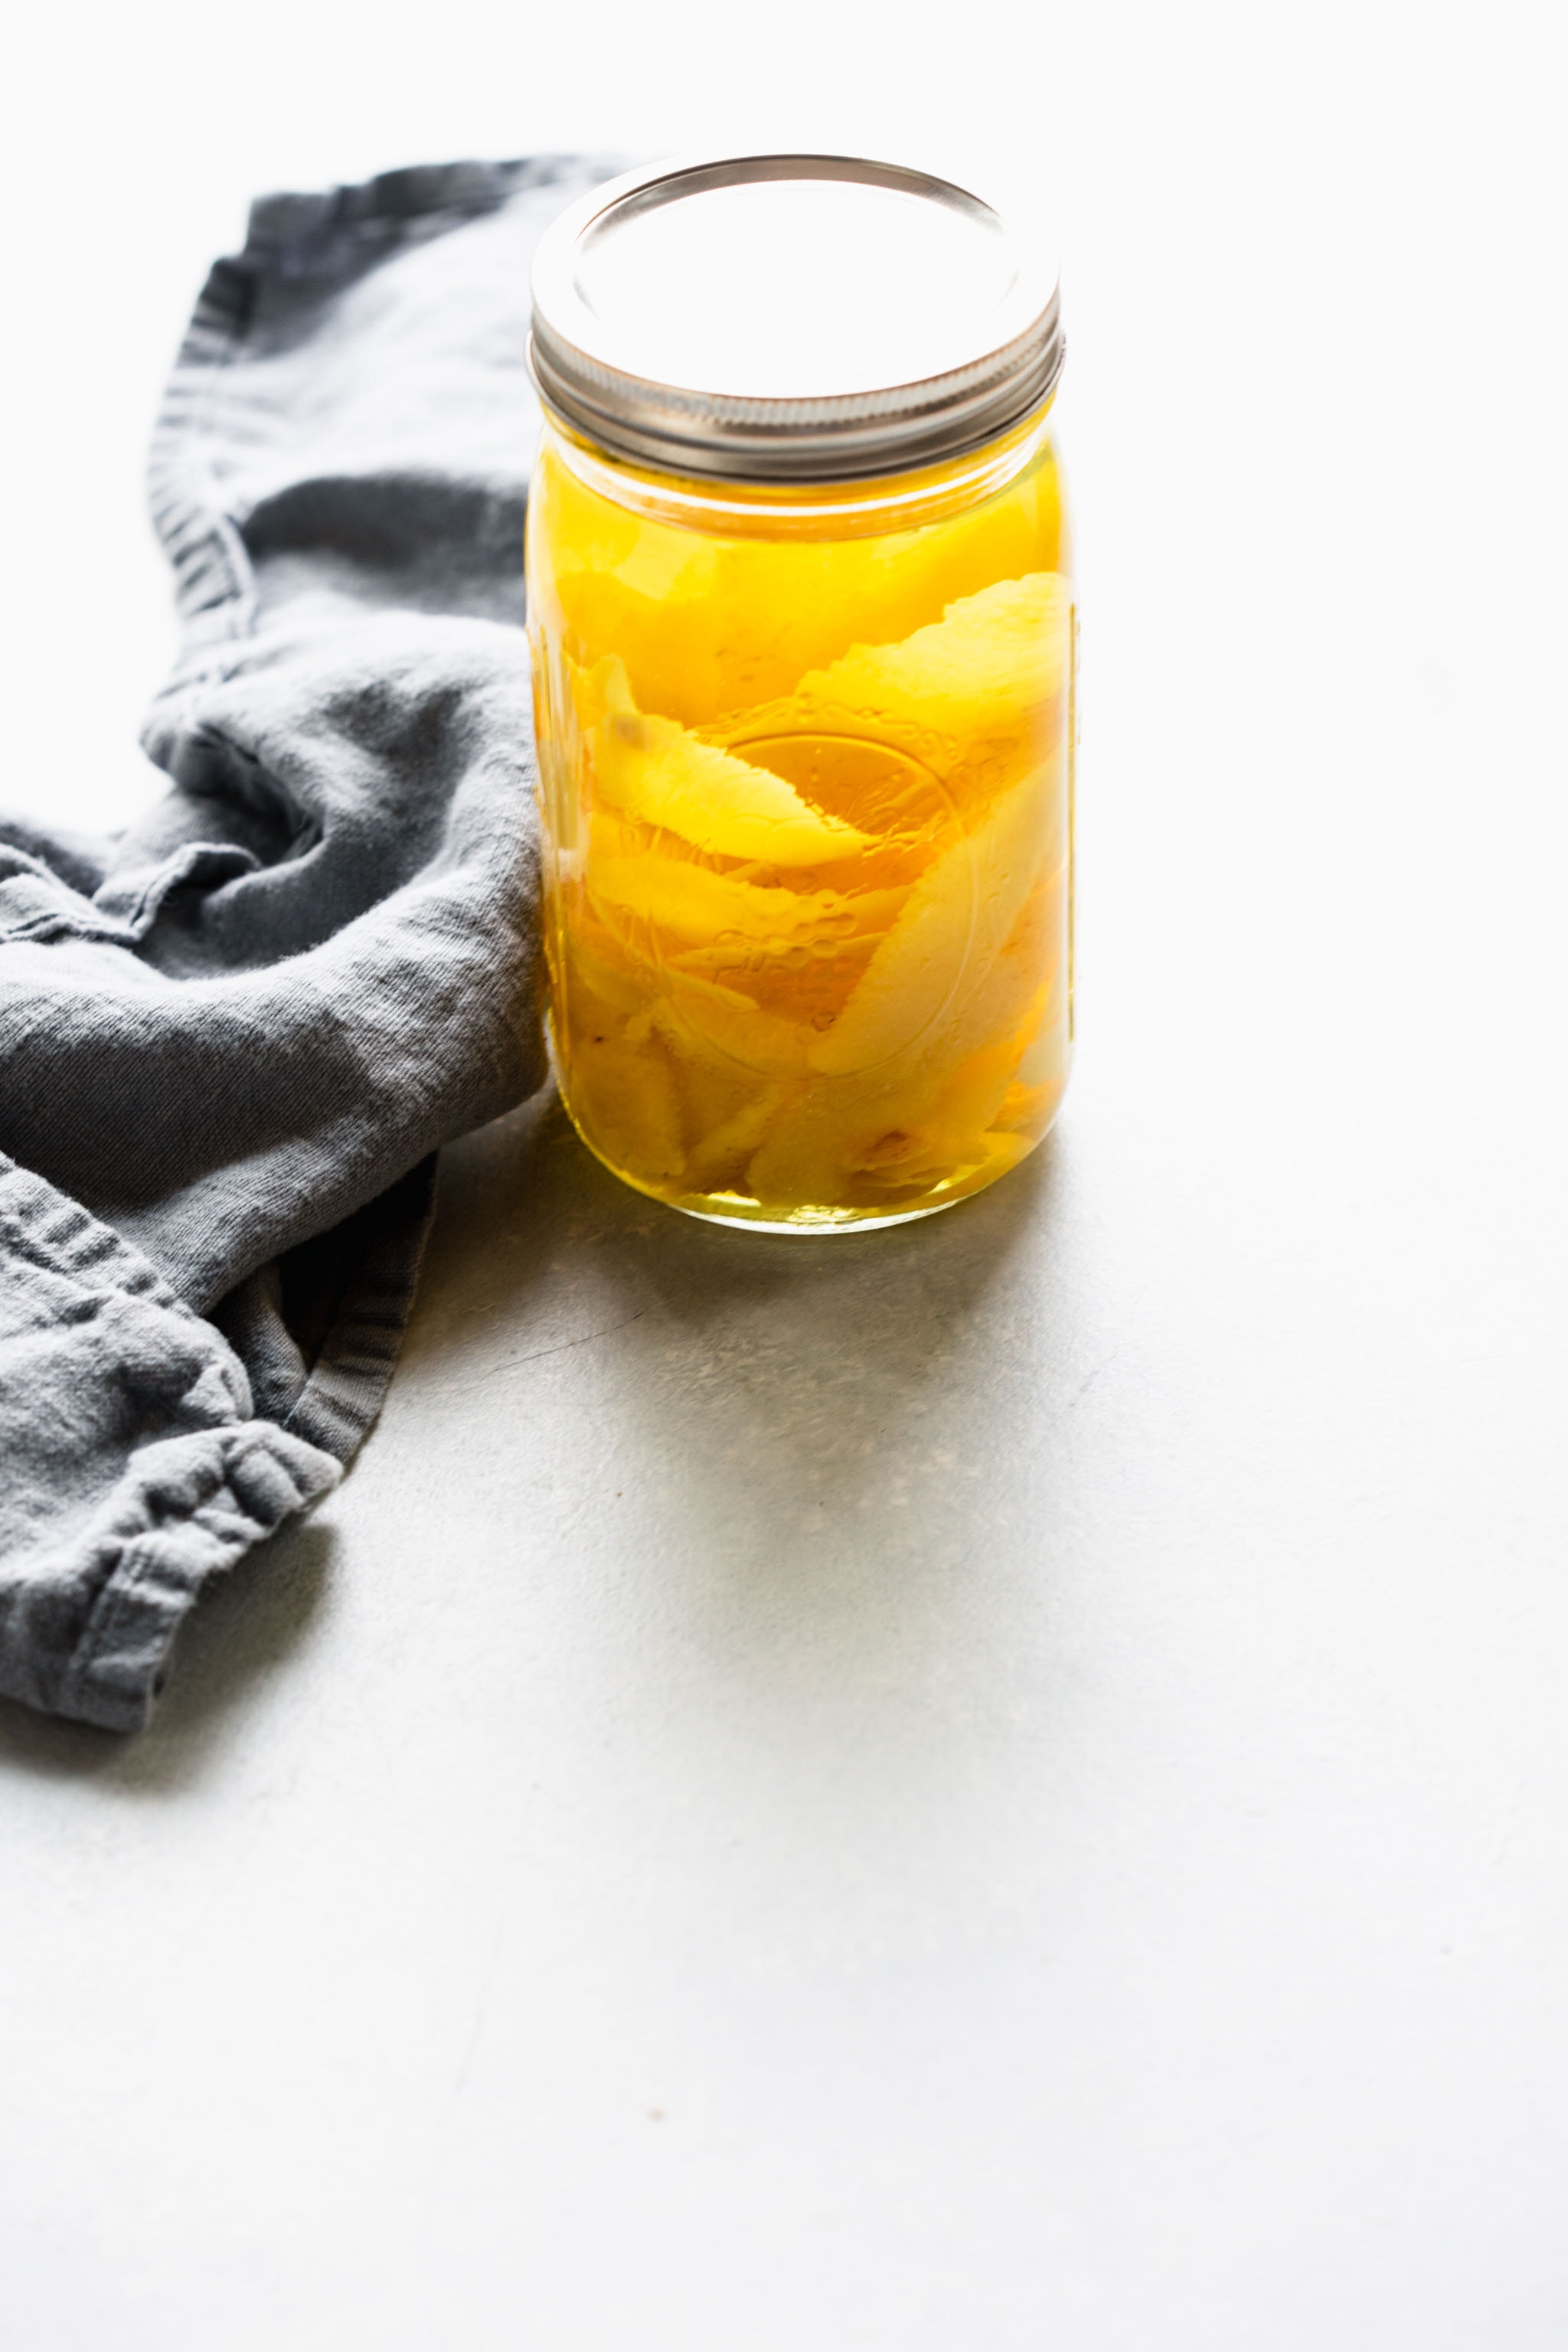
xmin=0 ymin=156 xmax=614 ymax=1732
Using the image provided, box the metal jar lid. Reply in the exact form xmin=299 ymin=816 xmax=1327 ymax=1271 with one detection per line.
xmin=528 ymin=153 xmax=1063 ymax=484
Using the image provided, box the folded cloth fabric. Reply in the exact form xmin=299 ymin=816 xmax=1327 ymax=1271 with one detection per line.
xmin=0 ymin=155 xmax=616 ymax=1733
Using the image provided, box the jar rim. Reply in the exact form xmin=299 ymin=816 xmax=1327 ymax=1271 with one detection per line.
xmin=528 ymin=152 xmax=1064 ymax=485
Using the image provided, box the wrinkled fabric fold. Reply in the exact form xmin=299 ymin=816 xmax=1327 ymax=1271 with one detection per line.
xmin=0 ymin=155 xmax=615 ymax=1729
xmin=0 ymin=1155 xmax=341 ymax=1732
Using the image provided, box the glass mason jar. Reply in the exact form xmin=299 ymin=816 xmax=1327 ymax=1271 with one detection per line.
xmin=527 ymin=155 xmax=1074 ymax=1232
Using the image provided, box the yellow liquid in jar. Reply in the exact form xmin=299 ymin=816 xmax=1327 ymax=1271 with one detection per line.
xmin=526 ymin=411 xmax=1074 ymax=1230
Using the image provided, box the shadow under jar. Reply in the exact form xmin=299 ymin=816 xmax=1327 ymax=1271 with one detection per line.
xmin=526 ymin=153 xmax=1075 ymax=1232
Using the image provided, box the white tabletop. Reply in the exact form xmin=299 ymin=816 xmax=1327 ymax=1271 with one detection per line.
xmin=3 ymin=7 xmax=1565 ymax=2346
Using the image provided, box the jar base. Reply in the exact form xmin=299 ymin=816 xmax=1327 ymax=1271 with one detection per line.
xmin=556 ymin=1100 xmax=1054 ymax=1234
xmin=668 ymin=1193 xmax=969 ymax=1236
xmin=547 ymin=1017 xmax=1064 ymax=1234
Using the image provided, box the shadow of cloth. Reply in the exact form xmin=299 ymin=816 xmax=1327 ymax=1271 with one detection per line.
xmin=0 ymin=156 xmax=616 ymax=1736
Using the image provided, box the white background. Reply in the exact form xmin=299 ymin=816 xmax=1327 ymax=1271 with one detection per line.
xmin=2 ymin=2 xmax=1566 ymax=2345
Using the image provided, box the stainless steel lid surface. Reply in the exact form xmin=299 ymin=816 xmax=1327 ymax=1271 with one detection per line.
xmin=528 ymin=153 xmax=1063 ymax=483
